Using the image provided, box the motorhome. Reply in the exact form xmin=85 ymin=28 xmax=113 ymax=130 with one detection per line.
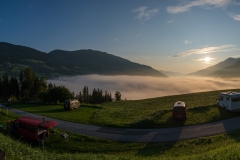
xmin=64 ymin=99 xmax=80 ymax=110
xmin=172 ymin=101 xmax=187 ymax=120
xmin=217 ymin=91 xmax=240 ymax=112
xmin=7 ymin=117 xmax=57 ymax=141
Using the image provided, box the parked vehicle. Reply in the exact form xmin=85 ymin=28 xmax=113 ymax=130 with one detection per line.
xmin=7 ymin=117 xmax=57 ymax=141
xmin=64 ymin=99 xmax=80 ymax=110
xmin=217 ymin=91 xmax=240 ymax=112
xmin=172 ymin=101 xmax=187 ymax=120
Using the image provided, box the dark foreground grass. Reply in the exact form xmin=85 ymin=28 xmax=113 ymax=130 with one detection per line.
xmin=2 ymin=125 xmax=240 ymax=160
xmin=11 ymin=89 xmax=240 ymax=128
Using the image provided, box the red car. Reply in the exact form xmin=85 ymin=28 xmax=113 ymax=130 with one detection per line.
xmin=7 ymin=117 xmax=58 ymax=141
xmin=172 ymin=101 xmax=187 ymax=120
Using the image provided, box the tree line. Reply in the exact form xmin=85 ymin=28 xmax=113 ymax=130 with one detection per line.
xmin=0 ymin=67 xmax=122 ymax=104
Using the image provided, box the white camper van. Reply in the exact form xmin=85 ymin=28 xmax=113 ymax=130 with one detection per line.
xmin=217 ymin=91 xmax=240 ymax=112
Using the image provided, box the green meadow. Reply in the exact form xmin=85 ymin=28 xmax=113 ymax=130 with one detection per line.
xmin=11 ymin=89 xmax=240 ymax=128
xmin=1 ymin=89 xmax=240 ymax=159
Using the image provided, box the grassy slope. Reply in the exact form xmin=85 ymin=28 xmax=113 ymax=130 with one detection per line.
xmin=12 ymin=89 xmax=240 ymax=128
xmin=2 ymin=89 xmax=240 ymax=159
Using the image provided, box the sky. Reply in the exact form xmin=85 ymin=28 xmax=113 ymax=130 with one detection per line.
xmin=1 ymin=0 xmax=240 ymax=74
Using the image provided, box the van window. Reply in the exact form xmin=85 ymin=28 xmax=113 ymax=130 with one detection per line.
xmin=232 ymin=97 xmax=240 ymax=102
xmin=28 ymin=126 xmax=36 ymax=132
xmin=219 ymin=96 xmax=223 ymax=101
xmin=226 ymin=96 xmax=230 ymax=101
xmin=19 ymin=123 xmax=27 ymax=130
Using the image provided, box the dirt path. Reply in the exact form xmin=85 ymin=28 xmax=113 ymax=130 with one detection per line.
xmin=4 ymin=106 xmax=240 ymax=142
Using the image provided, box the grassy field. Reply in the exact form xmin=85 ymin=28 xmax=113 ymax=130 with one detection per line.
xmin=2 ymin=89 xmax=240 ymax=159
xmin=2 ymin=118 xmax=240 ymax=159
xmin=11 ymin=89 xmax=240 ymax=128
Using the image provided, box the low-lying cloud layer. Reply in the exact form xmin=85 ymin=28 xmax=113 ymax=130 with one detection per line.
xmin=49 ymin=75 xmax=240 ymax=100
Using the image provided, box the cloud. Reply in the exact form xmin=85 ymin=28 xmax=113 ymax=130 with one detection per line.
xmin=230 ymin=55 xmax=240 ymax=58
xmin=136 ymin=33 xmax=142 ymax=37
xmin=229 ymin=13 xmax=240 ymax=21
xmin=184 ymin=40 xmax=192 ymax=45
xmin=167 ymin=0 xmax=232 ymax=14
xmin=49 ymin=75 xmax=240 ymax=100
xmin=114 ymin=38 xmax=119 ymax=41
xmin=172 ymin=45 xmax=236 ymax=57
xmin=167 ymin=20 xmax=173 ymax=23
xmin=132 ymin=6 xmax=159 ymax=20
xmin=194 ymin=57 xmax=215 ymax=64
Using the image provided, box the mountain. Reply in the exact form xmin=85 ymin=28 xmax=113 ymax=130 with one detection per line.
xmin=48 ymin=49 xmax=167 ymax=77
xmin=0 ymin=42 xmax=167 ymax=78
xmin=159 ymin=70 xmax=184 ymax=77
xmin=187 ymin=57 xmax=240 ymax=77
xmin=208 ymin=59 xmax=240 ymax=78
xmin=0 ymin=42 xmax=83 ymax=77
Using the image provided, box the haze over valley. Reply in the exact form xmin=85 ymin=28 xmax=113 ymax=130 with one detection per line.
xmin=49 ymin=75 xmax=240 ymax=100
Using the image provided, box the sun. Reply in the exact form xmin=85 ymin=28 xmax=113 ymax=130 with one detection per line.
xmin=203 ymin=57 xmax=211 ymax=63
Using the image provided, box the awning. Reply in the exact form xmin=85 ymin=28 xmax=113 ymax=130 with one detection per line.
xmin=39 ymin=120 xmax=58 ymax=128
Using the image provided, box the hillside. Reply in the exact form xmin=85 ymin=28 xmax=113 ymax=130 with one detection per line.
xmin=0 ymin=42 xmax=167 ymax=78
xmin=159 ymin=70 xmax=184 ymax=77
xmin=187 ymin=57 xmax=239 ymax=77
xmin=0 ymin=42 xmax=81 ymax=77
xmin=49 ymin=49 xmax=167 ymax=77
xmin=209 ymin=59 xmax=240 ymax=78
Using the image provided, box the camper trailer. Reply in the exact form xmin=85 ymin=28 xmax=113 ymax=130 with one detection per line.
xmin=217 ymin=91 xmax=240 ymax=112
xmin=64 ymin=99 xmax=80 ymax=110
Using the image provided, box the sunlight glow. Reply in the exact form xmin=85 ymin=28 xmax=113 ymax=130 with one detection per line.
xmin=203 ymin=57 xmax=211 ymax=63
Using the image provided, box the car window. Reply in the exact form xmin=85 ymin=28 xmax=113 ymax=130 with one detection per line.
xmin=173 ymin=107 xmax=185 ymax=112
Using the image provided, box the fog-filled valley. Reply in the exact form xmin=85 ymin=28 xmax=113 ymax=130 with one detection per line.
xmin=49 ymin=75 xmax=240 ymax=100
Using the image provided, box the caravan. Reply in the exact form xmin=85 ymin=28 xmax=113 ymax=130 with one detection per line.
xmin=64 ymin=99 xmax=80 ymax=110
xmin=217 ymin=91 xmax=240 ymax=112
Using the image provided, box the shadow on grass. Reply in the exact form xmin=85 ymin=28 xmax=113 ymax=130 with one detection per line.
xmin=37 ymin=108 xmax=65 ymax=114
xmin=217 ymin=105 xmax=240 ymax=119
xmin=129 ymin=109 xmax=172 ymax=128
xmin=187 ymin=105 xmax=211 ymax=112
xmin=136 ymin=142 xmax=176 ymax=157
xmin=81 ymin=105 xmax=102 ymax=109
xmin=164 ymin=116 xmax=186 ymax=128
xmin=218 ymin=106 xmax=240 ymax=143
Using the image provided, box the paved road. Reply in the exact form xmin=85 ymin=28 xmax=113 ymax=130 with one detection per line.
xmin=2 ymin=105 xmax=240 ymax=143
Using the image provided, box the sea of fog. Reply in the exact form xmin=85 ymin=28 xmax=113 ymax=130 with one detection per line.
xmin=48 ymin=75 xmax=240 ymax=100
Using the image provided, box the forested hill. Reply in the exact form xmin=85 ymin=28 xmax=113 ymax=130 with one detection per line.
xmin=0 ymin=42 xmax=167 ymax=78
xmin=48 ymin=49 xmax=167 ymax=77
xmin=0 ymin=42 xmax=82 ymax=77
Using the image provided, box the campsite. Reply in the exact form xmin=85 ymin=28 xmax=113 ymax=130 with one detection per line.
xmin=1 ymin=89 xmax=240 ymax=159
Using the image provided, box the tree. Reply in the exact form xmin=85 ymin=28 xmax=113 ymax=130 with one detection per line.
xmin=21 ymin=67 xmax=36 ymax=99
xmin=82 ymin=86 xmax=89 ymax=103
xmin=9 ymin=77 xmax=19 ymax=100
xmin=2 ymin=73 xmax=9 ymax=100
xmin=115 ymin=91 xmax=121 ymax=101
xmin=41 ymin=85 xmax=73 ymax=102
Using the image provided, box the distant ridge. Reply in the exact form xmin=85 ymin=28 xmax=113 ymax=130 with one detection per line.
xmin=209 ymin=59 xmax=240 ymax=78
xmin=48 ymin=49 xmax=168 ymax=77
xmin=0 ymin=42 xmax=167 ymax=78
xmin=159 ymin=70 xmax=184 ymax=77
xmin=187 ymin=57 xmax=240 ymax=77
